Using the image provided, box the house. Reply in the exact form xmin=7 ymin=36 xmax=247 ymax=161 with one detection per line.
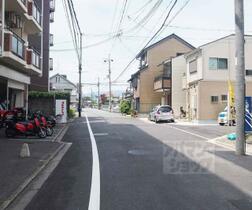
xmin=30 ymin=0 xmax=55 ymax=92
xmin=50 ymin=74 xmax=78 ymax=106
xmin=129 ymin=34 xmax=195 ymax=113
xmin=0 ymin=0 xmax=44 ymax=112
xmin=183 ymin=34 xmax=252 ymax=121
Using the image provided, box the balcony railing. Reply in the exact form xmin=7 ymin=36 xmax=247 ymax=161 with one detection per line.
xmin=50 ymin=12 xmax=55 ymax=23
xmin=32 ymin=48 xmax=41 ymax=68
xmin=49 ymin=58 xmax=53 ymax=71
xmin=50 ymin=0 xmax=56 ymax=12
xmin=49 ymin=34 xmax=54 ymax=46
xmin=26 ymin=47 xmax=41 ymax=69
xmin=9 ymin=32 xmax=25 ymax=59
xmin=153 ymin=75 xmax=171 ymax=91
xmin=28 ymin=1 xmax=41 ymax=25
xmin=32 ymin=2 xmax=41 ymax=25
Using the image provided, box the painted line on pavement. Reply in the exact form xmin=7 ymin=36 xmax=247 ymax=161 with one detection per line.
xmin=94 ymin=133 xmax=108 ymax=136
xmin=167 ymin=125 xmax=210 ymax=140
xmin=85 ymin=114 xmax=100 ymax=210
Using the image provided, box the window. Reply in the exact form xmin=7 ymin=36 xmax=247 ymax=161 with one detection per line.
xmin=246 ymin=69 xmax=252 ymax=76
xmin=211 ymin=96 xmax=219 ymax=103
xmin=221 ymin=95 xmax=227 ymax=102
xmin=209 ymin=58 xmax=228 ymax=70
xmin=189 ymin=59 xmax=197 ymax=74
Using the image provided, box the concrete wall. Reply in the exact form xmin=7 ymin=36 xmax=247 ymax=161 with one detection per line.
xmin=29 ymin=97 xmax=54 ymax=116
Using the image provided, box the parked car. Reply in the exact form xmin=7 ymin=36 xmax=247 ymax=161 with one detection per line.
xmin=148 ymin=105 xmax=174 ymax=123
xmin=218 ymin=111 xmax=228 ymax=126
xmin=218 ymin=107 xmax=235 ymax=126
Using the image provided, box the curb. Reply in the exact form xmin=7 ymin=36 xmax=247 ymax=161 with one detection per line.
xmin=53 ymin=124 xmax=69 ymax=142
xmin=0 ymin=143 xmax=67 ymax=210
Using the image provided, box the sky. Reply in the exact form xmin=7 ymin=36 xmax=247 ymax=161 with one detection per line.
xmin=50 ymin=0 xmax=252 ymax=95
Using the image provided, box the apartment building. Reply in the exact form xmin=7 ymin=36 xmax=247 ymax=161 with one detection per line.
xmin=0 ymin=0 xmax=43 ymax=110
xmin=30 ymin=0 xmax=55 ymax=91
xmin=129 ymin=34 xmax=194 ymax=113
xmin=184 ymin=34 xmax=252 ymax=121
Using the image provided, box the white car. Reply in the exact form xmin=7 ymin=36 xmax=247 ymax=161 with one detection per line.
xmin=148 ymin=105 xmax=174 ymax=123
xmin=218 ymin=107 xmax=235 ymax=126
xmin=218 ymin=111 xmax=228 ymax=126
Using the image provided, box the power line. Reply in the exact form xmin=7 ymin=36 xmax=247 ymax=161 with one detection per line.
xmin=51 ymin=36 xmax=117 ymax=52
xmin=109 ymin=0 xmax=129 ymax=53
xmin=113 ymin=0 xmax=178 ymax=82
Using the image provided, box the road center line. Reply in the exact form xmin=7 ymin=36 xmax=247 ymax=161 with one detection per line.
xmin=167 ymin=125 xmax=210 ymax=140
xmin=85 ymin=114 xmax=100 ymax=210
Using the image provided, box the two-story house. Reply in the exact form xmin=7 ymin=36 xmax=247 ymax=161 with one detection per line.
xmin=129 ymin=34 xmax=194 ymax=113
xmin=0 ymin=0 xmax=43 ymax=112
xmin=50 ymin=74 xmax=78 ymax=107
xmin=184 ymin=34 xmax=252 ymax=121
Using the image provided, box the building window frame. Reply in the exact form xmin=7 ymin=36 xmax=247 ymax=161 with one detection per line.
xmin=209 ymin=57 xmax=228 ymax=70
xmin=246 ymin=69 xmax=252 ymax=76
xmin=189 ymin=59 xmax=197 ymax=74
xmin=211 ymin=96 xmax=219 ymax=103
xmin=221 ymin=94 xmax=227 ymax=102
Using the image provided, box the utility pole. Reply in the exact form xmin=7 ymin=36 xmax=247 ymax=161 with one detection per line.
xmin=104 ymin=55 xmax=113 ymax=112
xmin=97 ymin=77 xmax=100 ymax=109
xmin=235 ymin=0 xmax=246 ymax=155
xmin=78 ymin=33 xmax=83 ymax=118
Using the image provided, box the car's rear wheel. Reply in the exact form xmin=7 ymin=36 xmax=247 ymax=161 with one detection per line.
xmin=219 ymin=123 xmax=225 ymax=126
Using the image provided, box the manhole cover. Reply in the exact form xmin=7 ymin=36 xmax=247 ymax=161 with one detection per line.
xmin=128 ymin=149 xmax=150 ymax=156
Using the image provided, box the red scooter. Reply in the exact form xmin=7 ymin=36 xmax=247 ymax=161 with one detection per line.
xmin=5 ymin=116 xmax=47 ymax=138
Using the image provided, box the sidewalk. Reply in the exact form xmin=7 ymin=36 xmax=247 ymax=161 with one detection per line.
xmin=208 ymin=135 xmax=252 ymax=155
xmin=0 ymin=122 xmax=70 ymax=209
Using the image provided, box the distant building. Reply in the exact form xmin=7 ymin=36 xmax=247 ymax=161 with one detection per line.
xmin=50 ymin=74 xmax=78 ymax=106
xmin=128 ymin=34 xmax=195 ymax=113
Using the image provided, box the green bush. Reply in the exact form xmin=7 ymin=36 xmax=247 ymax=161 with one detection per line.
xmin=69 ymin=108 xmax=76 ymax=118
xmin=120 ymin=100 xmax=131 ymax=114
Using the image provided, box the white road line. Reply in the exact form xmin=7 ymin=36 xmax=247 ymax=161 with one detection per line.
xmin=94 ymin=133 xmax=109 ymax=136
xmin=85 ymin=114 xmax=100 ymax=210
xmin=167 ymin=125 xmax=210 ymax=140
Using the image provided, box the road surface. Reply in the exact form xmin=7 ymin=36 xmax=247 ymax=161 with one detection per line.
xmin=25 ymin=109 xmax=252 ymax=210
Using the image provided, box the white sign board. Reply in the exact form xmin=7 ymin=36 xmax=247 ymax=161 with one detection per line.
xmin=55 ymin=99 xmax=67 ymax=123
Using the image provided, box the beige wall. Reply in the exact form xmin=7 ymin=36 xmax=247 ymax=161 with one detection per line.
xmin=194 ymin=81 xmax=252 ymax=120
xmin=139 ymin=37 xmax=193 ymax=113
xmin=172 ymin=55 xmax=187 ymax=117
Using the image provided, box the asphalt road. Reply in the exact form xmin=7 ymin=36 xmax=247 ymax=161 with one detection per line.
xmin=25 ymin=109 xmax=252 ymax=210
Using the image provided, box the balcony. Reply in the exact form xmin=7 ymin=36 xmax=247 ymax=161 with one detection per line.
xmin=25 ymin=0 xmax=42 ymax=34
xmin=153 ymin=75 xmax=171 ymax=92
xmin=50 ymin=0 xmax=56 ymax=12
xmin=50 ymin=12 xmax=55 ymax=23
xmin=49 ymin=34 xmax=54 ymax=46
xmin=26 ymin=47 xmax=41 ymax=74
xmin=49 ymin=58 xmax=53 ymax=71
xmin=5 ymin=0 xmax=27 ymax=14
xmin=2 ymin=31 xmax=26 ymax=67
